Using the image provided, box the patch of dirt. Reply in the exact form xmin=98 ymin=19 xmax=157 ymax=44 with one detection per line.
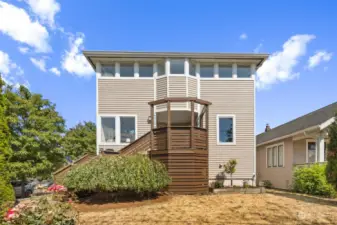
xmin=78 ymin=192 xmax=337 ymax=225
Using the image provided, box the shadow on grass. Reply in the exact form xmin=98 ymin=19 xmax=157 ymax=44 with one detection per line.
xmin=267 ymin=189 xmax=337 ymax=207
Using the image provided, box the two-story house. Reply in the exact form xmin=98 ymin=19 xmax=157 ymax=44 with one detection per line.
xmin=83 ymin=51 xmax=268 ymax=192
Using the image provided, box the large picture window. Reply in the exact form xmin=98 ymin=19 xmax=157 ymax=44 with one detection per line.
xmin=217 ymin=115 xmax=235 ymax=144
xmin=266 ymin=143 xmax=284 ymax=167
xmin=100 ymin=115 xmax=136 ymax=144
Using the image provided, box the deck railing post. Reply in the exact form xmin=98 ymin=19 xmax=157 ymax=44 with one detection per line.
xmin=150 ymin=104 xmax=154 ymax=156
xmin=167 ymin=101 xmax=171 ymax=150
xmin=205 ymin=105 xmax=209 ymax=150
xmin=190 ymin=101 xmax=195 ymax=149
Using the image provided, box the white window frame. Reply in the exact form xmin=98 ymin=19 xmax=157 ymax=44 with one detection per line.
xmin=99 ymin=114 xmax=138 ymax=146
xmin=216 ymin=114 xmax=236 ymax=145
xmin=266 ymin=142 xmax=285 ymax=168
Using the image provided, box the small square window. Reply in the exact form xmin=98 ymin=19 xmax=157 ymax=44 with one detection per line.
xmin=217 ymin=115 xmax=235 ymax=144
xmin=170 ymin=59 xmax=185 ymax=74
xmin=120 ymin=63 xmax=134 ymax=77
xmin=200 ymin=64 xmax=214 ymax=78
xmin=139 ymin=64 xmax=153 ymax=77
xmin=237 ymin=66 xmax=251 ymax=78
xmin=101 ymin=64 xmax=115 ymax=77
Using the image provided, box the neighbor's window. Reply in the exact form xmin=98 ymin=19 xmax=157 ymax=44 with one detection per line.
xmin=267 ymin=143 xmax=284 ymax=167
xmin=217 ymin=115 xmax=235 ymax=144
xmin=170 ymin=59 xmax=185 ymax=74
xmin=101 ymin=117 xmax=116 ymax=142
xmin=101 ymin=64 xmax=115 ymax=77
xmin=120 ymin=117 xmax=136 ymax=143
xmin=139 ymin=63 xmax=153 ymax=77
xmin=237 ymin=65 xmax=251 ymax=78
xmin=307 ymin=141 xmax=316 ymax=163
xmin=219 ymin=64 xmax=232 ymax=78
xmin=120 ymin=63 xmax=134 ymax=77
xmin=200 ymin=64 xmax=214 ymax=78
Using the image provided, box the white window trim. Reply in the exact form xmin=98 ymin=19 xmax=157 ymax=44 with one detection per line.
xmin=216 ymin=114 xmax=236 ymax=145
xmin=305 ymin=139 xmax=325 ymax=163
xmin=265 ymin=142 xmax=285 ymax=168
xmin=99 ymin=114 xmax=138 ymax=146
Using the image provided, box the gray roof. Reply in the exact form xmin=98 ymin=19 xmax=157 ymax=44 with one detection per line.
xmin=257 ymin=102 xmax=337 ymax=145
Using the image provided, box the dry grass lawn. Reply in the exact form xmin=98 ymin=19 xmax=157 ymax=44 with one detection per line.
xmin=79 ymin=192 xmax=337 ymax=225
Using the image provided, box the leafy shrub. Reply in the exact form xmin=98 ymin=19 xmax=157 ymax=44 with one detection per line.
xmin=0 ymin=159 xmax=15 ymax=219
xmin=214 ymin=181 xmax=224 ymax=189
xmin=63 ymin=155 xmax=171 ymax=194
xmin=262 ymin=180 xmax=272 ymax=188
xmin=293 ymin=164 xmax=336 ymax=198
xmin=4 ymin=196 xmax=78 ymax=224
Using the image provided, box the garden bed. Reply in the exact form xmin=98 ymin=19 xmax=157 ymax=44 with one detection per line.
xmin=213 ymin=186 xmax=265 ymax=194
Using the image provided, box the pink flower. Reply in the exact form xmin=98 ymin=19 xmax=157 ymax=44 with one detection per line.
xmin=4 ymin=208 xmax=18 ymax=221
xmin=47 ymin=184 xmax=67 ymax=192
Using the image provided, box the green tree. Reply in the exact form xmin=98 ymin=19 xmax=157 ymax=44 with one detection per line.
xmin=223 ymin=159 xmax=237 ymax=187
xmin=5 ymin=85 xmax=66 ymax=195
xmin=62 ymin=121 xmax=96 ymax=159
xmin=0 ymin=77 xmax=15 ymax=217
xmin=326 ymin=114 xmax=337 ymax=189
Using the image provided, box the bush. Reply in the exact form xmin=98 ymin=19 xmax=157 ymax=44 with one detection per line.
xmin=63 ymin=155 xmax=171 ymax=194
xmin=262 ymin=180 xmax=272 ymax=188
xmin=4 ymin=196 xmax=78 ymax=224
xmin=0 ymin=159 xmax=15 ymax=219
xmin=214 ymin=181 xmax=224 ymax=189
xmin=293 ymin=164 xmax=336 ymax=198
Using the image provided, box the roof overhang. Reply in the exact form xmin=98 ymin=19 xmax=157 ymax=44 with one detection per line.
xmin=256 ymin=117 xmax=335 ymax=147
xmin=83 ymin=51 xmax=269 ymax=71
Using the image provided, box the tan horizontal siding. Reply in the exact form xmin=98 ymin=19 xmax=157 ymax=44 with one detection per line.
xmin=200 ymin=80 xmax=255 ymax=180
xmin=188 ymin=77 xmax=197 ymax=97
xmin=169 ymin=76 xmax=186 ymax=108
xmin=156 ymin=77 xmax=167 ymax=110
xmin=98 ymin=79 xmax=154 ymax=151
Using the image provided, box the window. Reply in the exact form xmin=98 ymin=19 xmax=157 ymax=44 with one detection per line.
xmin=139 ymin=63 xmax=153 ymax=77
xmin=120 ymin=63 xmax=134 ymax=77
xmin=237 ymin=66 xmax=251 ymax=78
xmin=100 ymin=115 xmax=136 ymax=144
xmin=157 ymin=62 xmax=165 ymax=76
xmin=307 ymin=141 xmax=316 ymax=163
xmin=200 ymin=64 xmax=214 ymax=78
xmin=101 ymin=117 xmax=115 ymax=142
xmin=101 ymin=64 xmax=115 ymax=77
xmin=219 ymin=64 xmax=232 ymax=78
xmin=120 ymin=117 xmax=136 ymax=143
xmin=170 ymin=59 xmax=185 ymax=74
xmin=217 ymin=115 xmax=235 ymax=144
xmin=266 ymin=143 xmax=284 ymax=167
xmin=189 ymin=62 xmax=196 ymax=76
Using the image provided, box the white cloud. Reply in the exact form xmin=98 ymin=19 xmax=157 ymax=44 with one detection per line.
xmin=239 ymin=33 xmax=247 ymax=40
xmin=0 ymin=1 xmax=51 ymax=53
xmin=25 ymin=0 xmax=60 ymax=28
xmin=307 ymin=51 xmax=332 ymax=69
xmin=18 ymin=46 xmax=29 ymax=54
xmin=256 ymin=34 xmax=315 ymax=89
xmin=61 ymin=33 xmax=94 ymax=77
xmin=30 ymin=57 xmax=46 ymax=72
xmin=0 ymin=50 xmax=27 ymax=87
xmin=49 ymin=67 xmax=60 ymax=76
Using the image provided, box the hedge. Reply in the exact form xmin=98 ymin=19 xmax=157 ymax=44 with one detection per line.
xmin=293 ymin=163 xmax=336 ymax=198
xmin=0 ymin=157 xmax=15 ymax=218
xmin=63 ymin=155 xmax=171 ymax=194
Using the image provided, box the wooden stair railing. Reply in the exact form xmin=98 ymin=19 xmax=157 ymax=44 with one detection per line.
xmin=119 ymin=131 xmax=151 ymax=156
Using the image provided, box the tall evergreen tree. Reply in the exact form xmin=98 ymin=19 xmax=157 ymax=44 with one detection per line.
xmin=0 ymin=77 xmax=14 ymax=216
xmin=5 ymin=85 xmax=66 ymax=188
xmin=62 ymin=121 xmax=96 ymax=160
xmin=326 ymin=114 xmax=337 ymax=189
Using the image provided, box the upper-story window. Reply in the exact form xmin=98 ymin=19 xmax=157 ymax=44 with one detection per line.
xmin=157 ymin=62 xmax=165 ymax=76
xmin=219 ymin=64 xmax=232 ymax=78
xmin=120 ymin=63 xmax=134 ymax=77
xmin=237 ymin=65 xmax=251 ymax=78
xmin=200 ymin=64 xmax=214 ymax=78
xmin=189 ymin=62 xmax=196 ymax=76
xmin=101 ymin=64 xmax=115 ymax=77
xmin=139 ymin=63 xmax=153 ymax=77
xmin=170 ymin=59 xmax=185 ymax=74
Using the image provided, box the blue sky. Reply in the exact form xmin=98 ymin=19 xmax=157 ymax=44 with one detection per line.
xmin=0 ymin=0 xmax=336 ymax=134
